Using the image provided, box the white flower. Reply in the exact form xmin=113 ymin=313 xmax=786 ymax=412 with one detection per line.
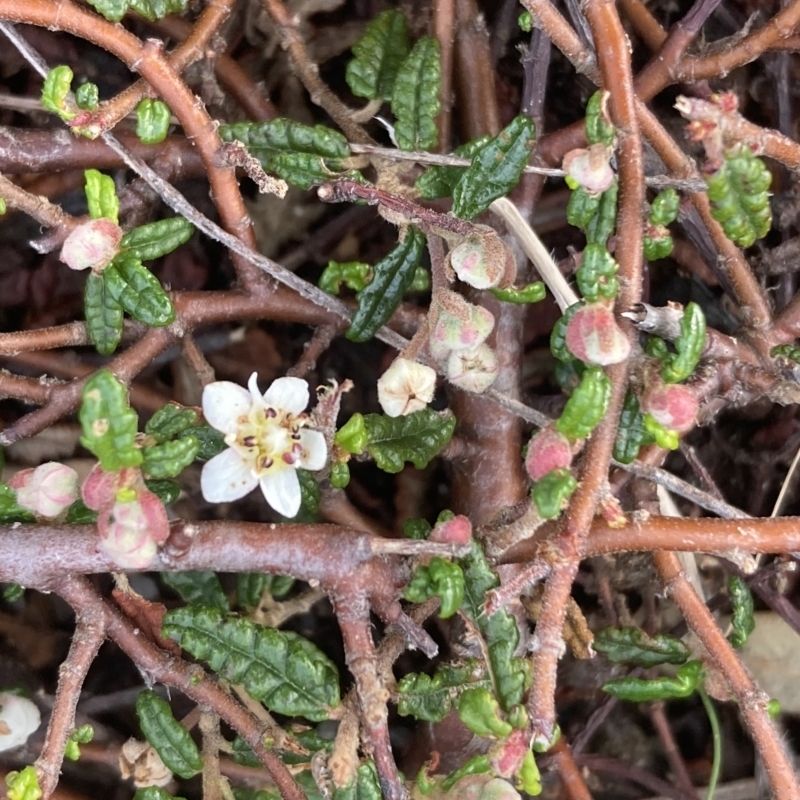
xmin=377 ymin=357 xmax=437 ymax=417
xmin=0 ymin=692 xmax=40 ymax=752
xmin=200 ymin=373 xmax=327 ymax=518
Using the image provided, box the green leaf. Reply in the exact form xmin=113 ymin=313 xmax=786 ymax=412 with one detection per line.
xmin=346 ymin=9 xmax=409 ymax=100
xmin=491 ymin=282 xmax=546 ymax=304
xmin=613 ymin=393 xmax=652 ymax=464
xmin=236 ymin=573 xmax=295 ymax=609
xmin=103 ymin=256 xmax=175 ymax=327
xmin=459 ymin=539 xmax=499 ymax=621
xmin=575 ymin=243 xmax=618 ymax=301
xmin=483 ymin=606 xmax=530 ymax=709
xmin=75 ymin=83 xmax=99 ymax=111
xmin=643 ymin=413 xmax=679 ymax=450
xmin=332 ymin=761 xmax=383 ymax=800
xmin=362 ymin=408 xmax=456 ymax=473
xmin=41 ymin=65 xmax=76 ymax=119
xmin=397 ymin=661 xmax=487 ymax=722
xmin=319 ymin=261 xmax=371 ymax=295
xmin=84 ymin=169 xmax=119 ymax=224
xmin=188 ymin=424 xmax=226 ymax=461
xmin=451 ymin=116 xmax=536 ymax=220
xmin=457 ymin=687 xmax=512 ymax=738
xmin=65 ymin=724 xmax=93 ymax=761
xmin=79 ymin=369 xmax=142 ymax=471
xmin=644 ymin=233 xmax=674 ymax=261
xmin=142 ymin=435 xmax=200 ymax=478
xmin=414 ymin=136 xmax=492 ymax=200
xmin=585 ymin=91 xmax=615 ymax=147
xmin=727 ymin=575 xmax=755 ymax=649
xmin=232 ymin=789 xmax=280 ymax=800
xmin=335 ymin=413 xmax=368 ymax=456
xmin=135 ymin=99 xmax=171 ymax=144
xmin=162 ymin=606 xmax=340 ymax=720
xmin=133 ymin=789 xmax=187 ymax=800
xmin=162 ymin=572 xmax=230 ymax=611
xmin=705 ymin=144 xmax=772 ymax=248
xmin=661 ymin=302 xmax=706 ymax=384
xmin=346 ymin=227 xmax=426 ymax=342
xmin=650 ymin=188 xmax=680 ymax=227
xmin=84 ymin=273 xmax=124 ymax=356
xmin=129 ymin=0 xmax=187 ymax=21
xmin=146 ymin=404 xmax=199 ymax=443
xmin=403 ymin=516 xmax=432 ymax=540
xmin=121 ymin=217 xmax=194 ymax=263
xmin=219 ymin=119 xmax=353 ymax=190
xmin=3 ymin=583 xmax=25 ymax=602
xmin=145 ymin=479 xmax=181 ymax=505
xmin=593 ymin=626 xmax=690 ymax=667
xmin=550 ymin=303 xmax=583 ymax=363
xmin=297 ymin=469 xmax=320 ymax=515
xmin=566 ymin=186 xmax=601 ymax=230
xmin=330 ymin=462 xmax=350 ymax=488
xmin=440 ymin=755 xmax=491 ymax=791
xmin=136 ymin=690 xmax=203 ymax=779
xmin=518 ymin=750 xmax=542 ymax=796
xmin=0 ymin=484 xmax=35 ymax=523
xmin=5 ymin=766 xmax=42 ymax=800
xmin=603 ymin=660 xmax=704 ymax=702
xmin=556 ymin=366 xmax=612 ymax=441
xmin=531 ymin=468 xmax=577 ymax=519
xmin=85 ymin=0 xmax=128 ymax=20
xmin=65 ymin=499 xmax=97 ymax=524
xmin=391 ymin=36 xmax=441 ymax=152
xmin=403 ymin=557 xmax=465 ymax=618
xmin=584 ymin=179 xmax=618 ymax=247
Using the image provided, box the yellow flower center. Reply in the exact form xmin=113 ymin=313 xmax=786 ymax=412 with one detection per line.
xmin=225 ymin=401 xmax=307 ymax=477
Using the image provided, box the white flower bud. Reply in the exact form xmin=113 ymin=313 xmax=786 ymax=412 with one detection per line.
xmin=446 ymin=344 xmax=498 ymax=393
xmin=0 ymin=692 xmax=40 ymax=752
xmin=377 ymin=358 xmax=436 ymax=417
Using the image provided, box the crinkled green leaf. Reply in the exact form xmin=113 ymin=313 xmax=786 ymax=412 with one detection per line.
xmin=231 ymin=789 xmax=280 ymax=800
xmin=603 ymin=660 xmax=703 ymax=702
xmin=440 ymin=755 xmax=491 ymax=791
xmin=84 ymin=273 xmax=123 ymax=356
xmin=188 ymin=424 xmax=226 ymax=461
xmin=346 ymin=227 xmax=425 ymax=342
xmin=121 ymin=217 xmax=194 ymax=263
xmin=219 ymin=119 xmax=353 ymax=190
xmin=142 ymin=435 xmax=199 ymax=478
xmin=576 ymin=243 xmax=618 ymax=301
xmin=593 ymin=626 xmax=690 ymax=667
xmin=145 ymin=404 xmax=199 ymax=443
xmin=346 ymin=9 xmax=409 ymax=100
xmin=104 ymin=255 xmax=175 ymax=327
xmin=661 ymin=302 xmax=706 ymax=385
xmin=236 ymin=573 xmax=294 ymax=610
xmin=391 ymin=36 xmax=440 ymax=152
xmin=397 ymin=660 xmax=488 ymax=722
xmin=41 ymin=65 xmax=76 ymax=119
xmin=319 ymin=261 xmax=371 ymax=295
xmin=297 ymin=469 xmax=320 ymax=515
xmin=532 ymin=468 xmax=577 ymax=519
xmin=585 ymin=179 xmax=618 ymax=247
xmin=613 ymin=393 xmax=652 ymax=464
xmin=451 ymin=116 xmax=536 ymax=220
xmin=556 ymin=366 xmax=612 ymax=441
xmin=136 ymin=690 xmax=203 ymax=779
xmin=135 ymin=99 xmax=171 ymax=144
xmin=403 ymin=517 xmax=432 ymax=540
xmin=85 ymin=0 xmax=128 ymax=20
xmin=585 ymin=91 xmax=615 ymax=147
xmin=457 ymin=687 xmax=512 ymax=738
xmin=162 ymin=572 xmax=229 ymax=611
xmin=459 ymin=539 xmax=498 ymax=621
xmin=0 ymin=484 xmax=35 ymax=523
xmin=727 ymin=575 xmax=755 ymax=649
xmin=79 ymin=369 xmax=142 ymax=471
xmin=3 ymin=583 xmax=25 ymax=602
xmin=330 ymin=462 xmax=350 ymax=488
xmin=362 ymin=408 xmax=455 ymax=473
xmin=65 ymin=499 xmax=97 ymax=524
xmin=133 ymin=789 xmax=187 ymax=800
xmin=403 ymin=557 xmax=465 ymax=618
xmin=5 ymin=766 xmax=42 ymax=800
xmin=415 ymin=136 xmax=492 ymax=200
xmin=129 ymin=0 xmax=186 ymax=21
xmin=75 ymin=83 xmax=99 ymax=111
xmin=491 ymin=282 xmax=546 ymax=304
xmin=332 ymin=761 xmax=382 ymax=800
xmin=162 ymin=605 xmax=340 ymax=720
xmin=85 ymin=169 xmax=119 ymax=223
xmin=65 ymin=724 xmax=93 ymax=761
xmin=650 ymin=187 xmax=680 ymax=227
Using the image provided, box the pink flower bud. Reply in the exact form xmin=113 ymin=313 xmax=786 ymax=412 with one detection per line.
xmin=524 ymin=425 xmax=573 ymax=482
xmin=429 ymin=514 xmax=472 ymax=545
xmin=563 ymin=144 xmax=615 ymax=195
xmin=488 ymin=729 xmax=529 ymax=779
xmin=431 ymin=303 xmax=495 ymax=352
xmin=449 ymin=239 xmax=504 ymax=289
xmin=565 ymin=303 xmax=631 ymax=366
xmin=82 ymin=464 xmax=140 ymax=511
xmin=9 ymin=461 xmax=79 ymax=519
xmin=98 ymin=488 xmax=168 ymax=570
xmin=641 ymin=382 xmax=698 ymax=433
xmin=446 ymin=344 xmax=498 ymax=393
xmin=377 ymin=357 xmax=437 ymax=418
xmin=60 ymin=218 xmax=122 ymax=272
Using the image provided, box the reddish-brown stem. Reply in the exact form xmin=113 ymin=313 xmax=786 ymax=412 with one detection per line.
xmin=549 ymin=736 xmax=594 ymax=800
xmin=0 ymin=170 xmax=76 ymax=232
xmin=433 ymin=0 xmax=456 ymax=152
xmin=618 ymin=0 xmax=666 ymax=50
xmin=649 ymin=701 xmax=698 ymax=799
xmin=654 ymin=551 xmax=799 ymax=800
xmin=34 ymin=608 xmax=106 ymax=799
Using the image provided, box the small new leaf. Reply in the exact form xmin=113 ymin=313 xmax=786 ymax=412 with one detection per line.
xmin=457 ymin=687 xmax=513 ymax=738
xmin=136 ymin=99 xmax=171 ymax=144
xmin=141 ymin=436 xmax=200 ymax=479
xmin=661 ymin=302 xmax=706 ymax=384
xmin=146 ymin=404 xmax=199 ymax=443
xmin=41 ymin=65 xmax=77 ymax=119
xmin=391 ymin=37 xmax=441 ymax=152
xmin=346 ymin=9 xmax=409 ymax=100
xmin=602 ymin=660 xmax=704 ymax=702
xmin=397 ymin=661 xmax=487 ymax=722
xmin=491 ymin=282 xmax=546 ymax=304
xmin=403 ymin=557 xmax=465 ymax=618
xmin=532 ymin=468 xmax=577 ymax=520
xmin=593 ymin=626 xmax=690 ymax=667
xmin=556 ymin=366 xmax=612 ymax=441
xmin=362 ymin=408 xmax=456 ymax=473
xmin=451 ymin=116 xmax=536 ymax=220
xmin=121 ymin=217 xmax=194 ymax=263
xmin=727 ymin=575 xmax=755 ymax=649
xmin=84 ymin=273 xmax=124 ymax=355
xmin=103 ymin=256 xmax=175 ymax=327
xmin=79 ymin=370 xmax=143 ymax=471
xmin=136 ymin=690 xmax=203 ymax=779
xmin=347 ymin=227 xmax=426 ymax=342
xmin=84 ymin=169 xmax=119 ymax=224
xmin=162 ymin=571 xmax=230 ymax=611
xmin=319 ymin=261 xmax=371 ymax=295
xmin=129 ymin=0 xmax=187 ymax=21
xmin=162 ymin=606 xmax=340 ymax=720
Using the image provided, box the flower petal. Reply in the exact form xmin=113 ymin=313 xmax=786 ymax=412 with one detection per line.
xmin=201 ymin=449 xmax=258 ymax=502
xmin=247 ymin=372 xmax=263 ymax=405
xmin=263 ymin=377 xmax=309 ymax=414
xmin=202 ymin=381 xmax=252 ymax=434
xmin=298 ymin=429 xmax=327 ymax=471
xmin=260 ymin=468 xmax=301 ymax=518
